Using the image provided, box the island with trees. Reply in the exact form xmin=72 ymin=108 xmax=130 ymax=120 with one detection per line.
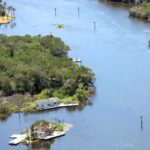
xmin=0 ymin=0 xmax=15 ymax=24
xmin=0 ymin=34 xmax=95 ymax=119
xmin=9 ymin=120 xmax=72 ymax=145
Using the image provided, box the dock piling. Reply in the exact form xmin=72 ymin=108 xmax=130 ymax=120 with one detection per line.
xmin=54 ymin=8 xmax=57 ymax=17
xmin=78 ymin=7 xmax=80 ymax=18
xmin=140 ymin=116 xmax=143 ymax=130
xmin=93 ymin=21 xmax=96 ymax=31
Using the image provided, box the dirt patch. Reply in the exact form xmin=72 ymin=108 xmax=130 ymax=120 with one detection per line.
xmin=0 ymin=94 xmax=25 ymax=106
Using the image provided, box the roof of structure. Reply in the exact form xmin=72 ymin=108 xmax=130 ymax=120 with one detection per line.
xmin=36 ymin=98 xmax=60 ymax=104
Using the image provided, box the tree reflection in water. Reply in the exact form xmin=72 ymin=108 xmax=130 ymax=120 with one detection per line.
xmin=27 ymin=139 xmax=54 ymax=150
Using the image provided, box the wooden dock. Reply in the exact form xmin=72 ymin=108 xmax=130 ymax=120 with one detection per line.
xmin=9 ymin=134 xmax=27 ymax=145
xmin=38 ymin=131 xmax=66 ymax=140
xmin=9 ymin=123 xmax=73 ymax=144
xmin=37 ymin=103 xmax=79 ymax=110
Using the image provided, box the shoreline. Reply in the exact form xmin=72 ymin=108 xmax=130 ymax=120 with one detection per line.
xmin=0 ymin=15 xmax=15 ymax=24
xmin=0 ymin=88 xmax=94 ymax=120
xmin=103 ymin=1 xmax=150 ymax=23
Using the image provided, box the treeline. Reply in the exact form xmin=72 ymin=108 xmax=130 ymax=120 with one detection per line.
xmin=0 ymin=34 xmax=95 ymax=101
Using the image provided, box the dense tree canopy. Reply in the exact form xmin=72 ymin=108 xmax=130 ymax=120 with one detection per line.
xmin=0 ymin=34 xmax=95 ymax=99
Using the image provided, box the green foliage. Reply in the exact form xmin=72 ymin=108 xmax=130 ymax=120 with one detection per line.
xmin=0 ymin=103 xmax=15 ymax=119
xmin=31 ymin=120 xmax=50 ymax=129
xmin=60 ymin=96 xmax=78 ymax=104
xmin=52 ymin=90 xmax=66 ymax=99
xmin=35 ymin=89 xmax=54 ymax=100
xmin=21 ymin=101 xmax=36 ymax=112
xmin=0 ymin=35 xmax=95 ymax=103
xmin=0 ymin=103 xmax=10 ymax=114
xmin=27 ymin=135 xmax=37 ymax=141
xmin=52 ymin=123 xmax=64 ymax=131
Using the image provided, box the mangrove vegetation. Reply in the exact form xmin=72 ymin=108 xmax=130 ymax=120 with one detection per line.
xmin=0 ymin=34 xmax=95 ymax=119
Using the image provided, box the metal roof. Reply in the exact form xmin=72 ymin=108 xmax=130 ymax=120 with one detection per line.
xmin=35 ymin=98 xmax=59 ymax=104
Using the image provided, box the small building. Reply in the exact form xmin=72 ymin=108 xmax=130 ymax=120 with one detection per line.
xmin=36 ymin=98 xmax=60 ymax=110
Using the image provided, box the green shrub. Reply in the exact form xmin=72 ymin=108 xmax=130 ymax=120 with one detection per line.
xmin=52 ymin=123 xmax=64 ymax=131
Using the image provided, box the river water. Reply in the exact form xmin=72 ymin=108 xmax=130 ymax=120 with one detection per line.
xmin=1 ymin=0 xmax=150 ymax=149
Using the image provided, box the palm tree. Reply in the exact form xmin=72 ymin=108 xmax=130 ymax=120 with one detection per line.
xmin=3 ymin=1 xmax=7 ymax=12
xmin=7 ymin=6 xmax=11 ymax=15
xmin=12 ymin=7 xmax=15 ymax=17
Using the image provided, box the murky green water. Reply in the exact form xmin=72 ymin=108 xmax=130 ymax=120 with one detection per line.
xmin=1 ymin=0 xmax=150 ymax=149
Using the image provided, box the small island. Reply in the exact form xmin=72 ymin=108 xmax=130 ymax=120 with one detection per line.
xmin=0 ymin=34 xmax=95 ymax=119
xmin=9 ymin=120 xmax=72 ymax=145
xmin=0 ymin=0 xmax=15 ymax=24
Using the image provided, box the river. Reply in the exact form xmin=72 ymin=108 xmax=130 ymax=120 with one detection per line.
xmin=1 ymin=0 xmax=150 ymax=149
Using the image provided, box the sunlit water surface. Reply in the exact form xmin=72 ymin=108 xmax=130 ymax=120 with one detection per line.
xmin=1 ymin=0 xmax=150 ymax=149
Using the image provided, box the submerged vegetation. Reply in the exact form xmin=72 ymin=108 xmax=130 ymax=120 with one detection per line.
xmin=0 ymin=34 xmax=95 ymax=119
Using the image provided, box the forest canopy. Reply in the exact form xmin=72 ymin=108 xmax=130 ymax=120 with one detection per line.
xmin=0 ymin=34 xmax=95 ymax=100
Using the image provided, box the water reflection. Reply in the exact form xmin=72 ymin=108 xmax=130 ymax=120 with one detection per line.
xmin=140 ymin=116 xmax=143 ymax=131
xmin=10 ymin=21 xmax=17 ymax=28
xmin=54 ymin=8 xmax=57 ymax=17
xmin=77 ymin=7 xmax=80 ymax=19
xmin=0 ymin=20 xmax=16 ymax=29
xmin=0 ymin=116 xmax=9 ymax=122
xmin=26 ymin=140 xmax=54 ymax=150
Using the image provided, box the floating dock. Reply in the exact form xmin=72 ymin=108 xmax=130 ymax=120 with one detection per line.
xmin=9 ymin=134 xmax=27 ymax=145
